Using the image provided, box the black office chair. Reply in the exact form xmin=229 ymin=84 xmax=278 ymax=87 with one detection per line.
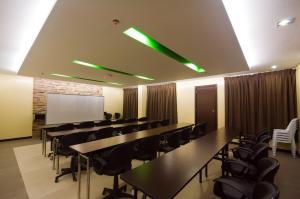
xmin=89 ymin=127 xmax=115 ymax=140
xmin=125 ymin=118 xmax=138 ymax=123
xmin=150 ymin=121 xmax=161 ymax=129
xmin=159 ymin=131 xmax=181 ymax=153
xmin=179 ymin=126 xmax=192 ymax=145
xmin=138 ymin=117 xmax=148 ymax=121
xmin=121 ymin=125 xmax=138 ymax=134
xmin=114 ymin=112 xmax=121 ymax=120
xmin=232 ymin=143 xmax=269 ymax=164
xmin=214 ymin=157 xmax=280 ymax=199
xmin=222 ymin=158 xmax=280 ymax=183
xmin=105 ymin=112 xmax=113 ymax=120
xmin=139 ymin=123 xmax=149 ymax=131
xmin=190 ymin=122 xmax=207 ymax=139
xmin=160 ymin=119 xmax=170 ymax=126
xmin=238 ymin=129 xmax=271 ymax=149
xmin=55 ymin=132 xmax=89 ymax=183
xmin=134 ymin=135 xmax=160 ymax=162
xmin=96 ymin=120 xmax=112 ymax=126
xmin=77 ymin=121 xmax=95 ymax=128
xmin=213 ymin=180 xmax=279 ymax=199
xmin=93 ymin=142 xmax=134 ymax=198
xmin=115 ymin=119 xmax=125 ymax=124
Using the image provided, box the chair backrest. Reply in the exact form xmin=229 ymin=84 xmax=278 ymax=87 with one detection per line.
xmin=104 ymin=113 xmax=112 ymax=120
xmin=59 ymin=132 xmax=89 ymax=149
xmin=253 ymin=182 xmax=280 ymax=199
xmin=55 ymin=123 xmax=74 ymax=131
xmin=114 ymin=112 xmax=121 ymax=120
xmin=96 ymin=120 xmax=112 ymax=126
xmin=256 ymin=158 xmax=280 ymax=183
xmin=286 ymin=118 xmax=299 ymax=137
xmin=121 ymin=125 xmax=138 ymax=134
xmin=257 ymin=134 xmax=271 ymax=144
xmin=77 ymin=121 xmax=95 ymax=128
xmin=150 ymin=121 xmax=161 ymax=128
xmin=160 ymin=119 xmax=170 ymax=126
xmin=256 ymin=129 xmax=271 ymax=141
xmin=136 ymin=135 xmax=160 ymax=155
xmin=181 ymin=126 xmax=192 ymax=141
xmin=95 ymin=127 xmax=115 ymax=140
xmin=115 ymin=119 xmax=125 ymax=124
xmin=106 ymin=142 xmax=134 ymax=172
xmin=251 ymin=143 xmax=269 ymax=163
xmin=125 ymin=118 xmax=138 ymax=123
xmin=192 ymin=122 xmax=207 ymax=137
xmin=138 ymin=117 xmax=148 ymax=121
xmin=167 ymin=131 xmax=181 ymax=148
xmin=139 ymin=123 xmax=149 ymax=131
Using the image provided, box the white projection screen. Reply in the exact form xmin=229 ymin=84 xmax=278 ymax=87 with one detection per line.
xmin=46 ymin=93 xmax=104 ymax=124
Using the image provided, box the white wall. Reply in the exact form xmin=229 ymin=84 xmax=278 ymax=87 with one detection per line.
xmin=102 ymin=86 xmax=123 ymax=115
xmin=0 ymin=73 xmax=33 ymax=140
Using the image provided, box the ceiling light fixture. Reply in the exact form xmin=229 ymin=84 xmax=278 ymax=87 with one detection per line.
xmin=51 ymin=73 xmax=123 ymax=86
xmin=123 ymin=27 xmax=205 ymax=73
xmin=73 ymin=60 xmax=154 ymax=81
xmin=271 ymin=65 xmax=277 ymax=69
xmin=277 ymin=17 xmax=295 ymax=27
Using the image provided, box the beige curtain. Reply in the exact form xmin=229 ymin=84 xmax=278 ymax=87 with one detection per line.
xmin=123 ymin=88 xmax=138 ymax=119
xmin=225 ymin=69 xmax=297 ymax=135
xmin=146 ymin=83 xmax=178 ymax=124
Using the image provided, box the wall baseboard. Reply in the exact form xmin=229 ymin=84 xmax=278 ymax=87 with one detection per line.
xmin=0 ymin=136 xmax=33 ymax=142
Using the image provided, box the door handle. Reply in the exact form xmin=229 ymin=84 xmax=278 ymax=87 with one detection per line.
xmin=212 ymin=110 xmax=215 ymax=113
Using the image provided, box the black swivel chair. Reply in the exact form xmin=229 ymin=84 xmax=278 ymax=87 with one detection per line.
xmin=121 ymin=125 xmax=138 ymax=134
xmin=214 ymin=180 xmax=279 ymax=199
xmin=138 ymin=123 xmax=149 ymax=131
xmin=77 ymin=121 xmax=95 ymax=128
xmin=93 ymin=143 xmax=134 ymax=199
xmin=138 ymin=117 xmax=148 ymax=121
xmin=179 ymin=126 xmax=192 ymax=145
xmin=114 ymin=112 xmax=121 ymax=120
xmin=232 ymin=143 xmax=269 ymax=164
xmin=190 ymin=122 xmax=207 ymax=140
xmin=96 ymin=120 xmax=112 ymax=126
xmin=214 ymin=158 xmax=280 ymax=199
xmin=55 ymin=132 xmax=89 ymax=183
xmin=89 ymin=127 xmax=115 ymax=141
xmin=159 ymin=131 xmax=181 ymax=154
xmin=238 ymin=129 xmax=271 ymax=149
xmin=134 ymin=135 xmax=160 ymax=162
xmin=160 ymin=119 xmax=170 ymax=126
xmin=105 ymin=112 xmax=113 ymax=120
xmin=150 ymin=121 xmax=161 ymax=129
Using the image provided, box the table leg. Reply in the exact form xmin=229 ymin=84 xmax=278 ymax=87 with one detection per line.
xmin=221 ymin=147 xmax=225 ymax=176
xmin=53 ymin=138 xmax=57 ymax=170
xmin=205 ymin=165 xmax=208 ymax=177
xmin=42 ymin=130 xmax=45 ymax=155
xmin=78 ymin=153 xmax=81 ymax=199
xmin=80 ymin=154 xmax=90 ymax=199
xmin=133 ymin=188 xmax=138 ymax=199
xmin=199 ymin=169 xmax=202 ymax=183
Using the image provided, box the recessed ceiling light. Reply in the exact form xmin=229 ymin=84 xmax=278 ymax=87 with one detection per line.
xmin=73 ymin=60 xmax=154 ymax=81
xmin=271 ymin=65 xmax=278 ymax=69
xmin=277 ymin=17 xmax=295 ymax=27
xmin=123 ymin=27 xmax=205 ymax=73
xmin=51 ymin=73 xmax=123 ymax=86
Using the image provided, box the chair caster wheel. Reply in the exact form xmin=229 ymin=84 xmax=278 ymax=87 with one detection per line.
xmin=55 ymin=178 xmax=59 ymax=183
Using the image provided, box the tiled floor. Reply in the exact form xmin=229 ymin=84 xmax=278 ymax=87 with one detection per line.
xmin=1 ymin=138 xmax=300 ymax=199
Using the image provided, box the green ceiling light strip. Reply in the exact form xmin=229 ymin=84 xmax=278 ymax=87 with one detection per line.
xmin=123 ymin=27 xmax=205 ymax=73
xmin=73 ymin=60 xmax=154 ymax=81
xmin=51 ymin=73 xmax=123 ymax=86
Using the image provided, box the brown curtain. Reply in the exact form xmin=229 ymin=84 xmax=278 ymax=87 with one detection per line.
xmin=123 ymin=88 xmax=138 ymax=119
xmin=225 ymin=69 xmax=297 ymax=135
xmin=146 ymin=83 xmax=178 ymax=124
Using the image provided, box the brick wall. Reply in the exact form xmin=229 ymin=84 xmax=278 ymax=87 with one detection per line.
xmin=33 ymin=78 xmax=103 ymax=137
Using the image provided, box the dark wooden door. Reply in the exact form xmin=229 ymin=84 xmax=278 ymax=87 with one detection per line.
xmin=195 ymin=85 xmax=217 ymax=132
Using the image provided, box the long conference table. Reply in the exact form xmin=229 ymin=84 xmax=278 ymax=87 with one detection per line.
xmin=70 ymin=123 xmax=193 ymax=199
xmin=41 ymin=121 xmax=151 ymax=157
xmin=120 ymin=128 xmax=238 ymax=199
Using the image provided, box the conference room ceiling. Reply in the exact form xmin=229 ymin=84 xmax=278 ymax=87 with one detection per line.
xmin=15 ymin=0 xmax=299 ymax=87
xmin=18 ymin=0 xmax=248 ymax=87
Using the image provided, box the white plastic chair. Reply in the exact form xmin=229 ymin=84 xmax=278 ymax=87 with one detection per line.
xmin=272 ymin=118 xmax=299 ymax=158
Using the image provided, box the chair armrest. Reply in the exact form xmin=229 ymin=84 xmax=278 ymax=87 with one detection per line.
xmin=222 ymin=159 xmax=250 ymax=178
xmin=214 ymin=178 xmax=251 ymax=199
xmin=233 ymin=147 xmax=254 ymax=161
xmin=93 ymin=155 xmax=108 ymax=175
xmin=240 ymin=139 xmax=256 ymax=148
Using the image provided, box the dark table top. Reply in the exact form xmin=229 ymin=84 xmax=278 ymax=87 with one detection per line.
xmin=120 ymin=128 xmax=238 ymax=199
xmin=47 ymin=121 xmax=151 ymax=137
xmin=70 ymin=123 xmax=193 ymax=154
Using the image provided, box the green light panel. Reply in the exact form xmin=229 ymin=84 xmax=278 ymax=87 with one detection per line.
xmin=123 ymin=27 xmax=205 ymax=73
xmin=73 ymin=60 xmax=154 ymax=81
xmin=51 ymin=73 xmax=123 ymax=86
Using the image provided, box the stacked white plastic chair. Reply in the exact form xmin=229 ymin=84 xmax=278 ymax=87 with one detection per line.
xmin=272 ymin=118 xmax=299 ymax=158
